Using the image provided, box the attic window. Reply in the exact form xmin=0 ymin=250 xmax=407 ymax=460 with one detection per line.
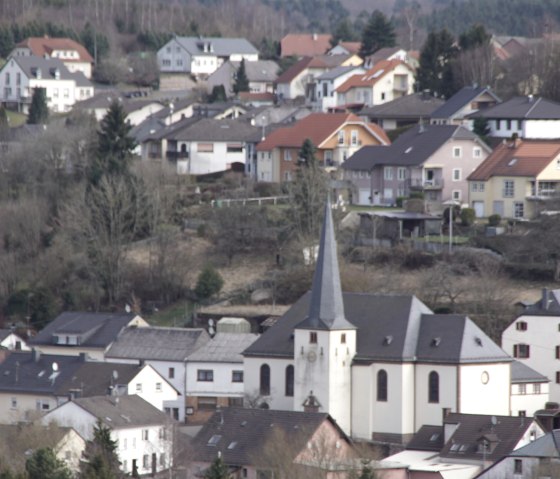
xmin=384 ymin=335 xmax=393 ymax=345
xmin=429 ymin=433 xmax=440 ymax=442
xmin=459 ymin=444 xmax=469 ymax=452
xmin=431 ymin=337 xmax=441 ymax=347
xmin=227 ymin=441 xmax=238 ymax=450
xmin=450 ymin=443 xmax=460 ymax=452
xmin=208 ymin=435 xmax=221 ymax=446
xmin=508 ymin=158 xmax=518 ymax=166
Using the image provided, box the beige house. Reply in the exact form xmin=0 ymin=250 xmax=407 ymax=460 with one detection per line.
xmin=468 ymin=139 xmax=560 ymax=219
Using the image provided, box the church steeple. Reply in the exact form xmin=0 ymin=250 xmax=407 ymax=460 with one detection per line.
xmin=297 ymin=199 xmax=355 ymax=331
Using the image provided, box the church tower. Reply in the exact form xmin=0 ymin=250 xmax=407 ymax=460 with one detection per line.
xmin=294 ymin=199 xmax=356 ymax=434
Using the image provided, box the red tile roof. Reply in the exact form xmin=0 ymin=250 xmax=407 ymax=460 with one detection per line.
xmin=238 ymin=92 xmax=275 ymax=102
xmin=256 ymin=112 xmax=389 ymax=151
xmin=281 ymin=33 xmax=332 ymax=57
xmin=468 ymin=140 xmax=560 ymax=181
xmin=336 ymin=59 xmax=412 ymax=93
xmin=16 ymin=36 xmax=94 ymax=63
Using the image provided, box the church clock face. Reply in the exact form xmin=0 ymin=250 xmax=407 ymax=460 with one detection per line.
xmin=307 ymin=350 xmax=317 ymax=362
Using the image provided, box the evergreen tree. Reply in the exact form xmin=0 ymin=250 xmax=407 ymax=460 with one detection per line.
xmin=89 ymin=99 xmax=136 ymax=186
xmin=330 ymin=18 xmax=357 ymax=47
xmin=416 ymin=29 xmax=458 ymax=98
xmin=233 ymin=59 xmax=250 ymax=94
xmin=25 ymin=448 xmax=71 ymax=479
xmin=195 ymin=265 xmax=224 ymax=300
xmin=27 ymin=88 xmax=49 ymax=125
xmin=80 ymin=420 xmax=122 ymax=479
xmin=458 ymin=24 xmax=490 ymax=50
xmin=359 ymin=10 xmax=396 ymax=58
xmin=204 ymin=455 xmax=229 ymax=479
xmin=473 ymin=117 xmax=490 ymax=142
xmin=209 ymin=85 xmax=227 ymax=103
xmin=298 ymin=138 xmax=317 ymax=166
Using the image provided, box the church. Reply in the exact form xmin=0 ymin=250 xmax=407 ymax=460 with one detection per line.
xmin=243 ymin=201 xmax=512 ymax=445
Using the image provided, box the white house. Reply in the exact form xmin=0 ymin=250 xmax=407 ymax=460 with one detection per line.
xmin=312 ymin=65 xmax=364 ymax=112
xmin=10 ymin=36 xmax=94 ymax=79
xmin=185 ymin=332 xmax=259 ymax=422
xmin=157 ymin=36 xmax=259 ymax=78
xmin=0 ymin=56 xmax=93 ymax=114
xmin=42 ymin=395 xmax=175 ymax=477
xmin=0 ymin=350 xmax=179 ymax=424
xmin=243 ymin=201 xmax=513 ymax=444
xmin=105 ymin=327 xmax=210 ymax=422
xmin=502 ymin=289 xmax=560 ymax=404
xmin=0 ymin=328 xmax=29 ymax=351
xmin=510 ymin=360 xmax=549 ymax=418
xmin=468 ymin=96 xmax=560 ymax=139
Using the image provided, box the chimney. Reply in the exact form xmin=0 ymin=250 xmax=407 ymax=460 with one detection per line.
xmin=542 ymin=288 xmax=550 ymax=310
xmin=32 ymin=348 xmax=41 ymax=363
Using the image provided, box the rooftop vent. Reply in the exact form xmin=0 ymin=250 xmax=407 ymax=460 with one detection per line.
xmin=383 ymin=335 xmax=393 ymax=345
xmin=431 ymin=337 xmax=441 ymax=347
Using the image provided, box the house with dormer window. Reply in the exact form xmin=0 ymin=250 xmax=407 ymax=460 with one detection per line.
xmin=28 ymin=312 xmax=148 ymax=360
xmin=255 ymin=112 xmax=389 ymax=182
xmin=0 ymin=56 xmax=93 ymax=113
xmin=243 ymin=201 xmax=513 ymax=445
xmin=10 ymin=36 xmax=94 ymax=78
xmin=157 ymin=36 xmax=259 ymax=79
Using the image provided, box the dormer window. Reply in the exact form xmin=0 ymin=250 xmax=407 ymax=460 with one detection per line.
xmin=310 ymin=332 xmax=317 ymax=344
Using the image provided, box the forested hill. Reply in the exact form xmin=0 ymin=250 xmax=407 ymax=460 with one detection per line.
xmin=423 ymin=0 xmax=560 ymax=36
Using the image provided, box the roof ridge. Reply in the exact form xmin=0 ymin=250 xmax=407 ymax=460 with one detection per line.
xmin=525 ymin=96 xmax=542 ymax=118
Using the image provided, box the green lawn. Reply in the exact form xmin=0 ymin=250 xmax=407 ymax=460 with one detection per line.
xmin=7 ymin=110 xmax=26 ymax=127
xmin=145 ymin=300 xmax=196 ymax=327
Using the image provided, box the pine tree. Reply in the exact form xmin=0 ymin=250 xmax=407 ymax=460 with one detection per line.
xmin=209 ymin=85 xmax=227 ymax=103
xmin=25 ymin=448 xmax=71 ymax=479
xmin=204 ymin=455 xmax=229 ymax=479
xmin=359 ymin=10 xmax=396 ymax=58
xmin=27 ymin=87 xmax=49 ymax=125
xmin=298 ymin=138 xmax=317 ymax=166
xmin=416 ymin=29 xmax=458 ymax=98
xmin=88 ymin=99 xmax=136 ymax=186
xmin=79 ymin=420 xmax=122 ymax=479
xmin=195 ymin=265 xmax=224 ymax=300
xmin=233 ymin=59 xmax=250 ymax=94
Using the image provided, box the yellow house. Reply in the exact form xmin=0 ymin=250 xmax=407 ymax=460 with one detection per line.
xmin=468 ymin=139 xmax=560 ymax=219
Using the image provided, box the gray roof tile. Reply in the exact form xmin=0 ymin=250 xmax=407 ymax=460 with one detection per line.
xmin=430 ymin=86 xmax=500 ymax=120
xmin=192 ymin=407 xmax=348 ymax=467
xmin=361 ymin=92 xmax=445 ymax=120
xmin=469 ymin=96 xmax=560 ymax=120
xmin=72 ymin=394 xmax=171 ymax=428
xmin=511 ymin=360 xmax=549 ymax=383
xmin=342 ymin=124 xmax=478 ymax=171
xmin=510 ymin=430 xmax=560 ymax=458
xmin=187 ymin=332 xmax=259 ymax=363
xmin=174 ymin=37 xmax=258 ymax=57
xmin=30 ymin=312 xmax=140 ymax=349
xmin=106 ymin=327 xmax=210 ymax=361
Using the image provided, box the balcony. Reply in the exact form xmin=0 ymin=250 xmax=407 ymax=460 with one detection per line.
xmin=166 ymin=151 xmax=189 ymax=161
xmin=408 ymin=178 xmax=444 ymax=190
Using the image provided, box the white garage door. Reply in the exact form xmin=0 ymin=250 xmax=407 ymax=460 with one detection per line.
xmin=473 ymin=201 xmax=485 ymax=218
xmin=358 ymin=189 xmax=371 ymax=205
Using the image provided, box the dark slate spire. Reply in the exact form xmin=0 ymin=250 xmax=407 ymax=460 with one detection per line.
xmin=297 ymin=199 xmax=355 ymax=331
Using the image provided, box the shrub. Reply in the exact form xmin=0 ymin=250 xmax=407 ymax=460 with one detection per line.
xmin=460 ymin=208 xmax=475 ymax=226
xmin=409 ymin=191 xmax=425 ymax=200
xmin=195 ymin=265 xmax=224 ymax=300
xmin=396 ymin=196 xmax=405 ymax=208
xmin=488 ymin=214 xmax=501 ymax=227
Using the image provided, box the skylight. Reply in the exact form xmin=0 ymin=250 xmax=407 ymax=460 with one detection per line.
xmin=405 ymin=147 xmax=413 ymax=154
xmin=430 ymin=433 xmax=440 ymax=442
xmin=508 ymin=158 xmax=518 ymax=166
xmin=208 ymin=435 xmax=221 ymax=446
xmin=227 ymin=441 xmax=238 ymax=450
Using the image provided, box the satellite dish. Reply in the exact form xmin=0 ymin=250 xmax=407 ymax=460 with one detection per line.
xmin=52 ymin=362 xmax=58 ymax=372
xmin=113 ymin=370 xmax=119 ymax=380
xmin=208 ymin=319 xmax=215 ymax=327
xmin=125 ymin=304 xmax=131 ymax=313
